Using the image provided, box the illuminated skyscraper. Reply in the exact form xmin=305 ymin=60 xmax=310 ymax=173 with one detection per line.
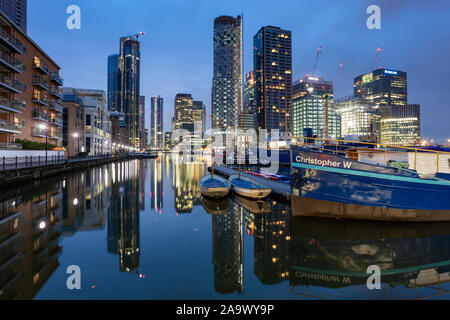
xmin=354 ymin=68 xmax=407 ymax=107
xmin=139 ymin=96 xmax=146 ymax=148
xmin=212 ymin=15 xmax=243 ymax=131
xmin=254 ymin=26 xmax=292 ymax=136
xmin=380 ymin=104 xmax=420 ymax=146
xmin=150 ymin=96 xmax=163 ymax=150
xmin=242 ymin=71 xmax=256 ymax=130
xmin=119 ymin=36 xmax=141 ymax=149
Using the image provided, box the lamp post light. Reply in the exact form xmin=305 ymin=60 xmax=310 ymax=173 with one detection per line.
xmin=73 ymin=132 xmax=79 ymax=157
xmin=39 ymin=124 xmax=48 ymax=162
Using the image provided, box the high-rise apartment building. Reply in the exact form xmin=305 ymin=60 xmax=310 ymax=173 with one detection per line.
xmin=150 ymin=96 xmax=163 ymax=150
xmin=62 ymin=92 xmax=85 ymax=157
xmin=254 ymin=26 xmax=292 ymax=135
xmin=380 ymin=104 xmax=420 ymax=146
xmin=354 ymin=68 xmax=407 ymax=107
xmin=243 ymin=70 xmax=256 ymax=130
xmin=119 ymin=36 xmax=141 ymax=149
xmin=139 ymin=96 xmax=146 ymax=148
xmin=0 ymin=11 xmax=63 ymax=148
xmin=212 ymin=15 xmax=242 ymax=131
xmin=0 ymin=0 xmax=27 ymax=33
xmin=107 ymin=54 xmax=120 ymax=112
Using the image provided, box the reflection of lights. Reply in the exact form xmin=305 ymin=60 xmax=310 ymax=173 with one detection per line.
xmin=73 ymin=198 xmax=78 ymax=205
xmin=39 ymin=221 xmax=46 ymax=229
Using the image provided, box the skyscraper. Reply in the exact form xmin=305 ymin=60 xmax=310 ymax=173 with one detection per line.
xmin=212 ymin=15 xmax=243 ymax=131
xmin=119 ymin=36 xmax=141 ymax=149
xmin=139 ymin=96 xmax=146 ymax=148
xmin=107 ymin=54 xmax=120 ymax=112
xmin=380 ymin=104 xmax=420 ymax=146
xmin=243 ymin=71 xmax=256 ymax=130
xmin=292 ymin=76 xmax=340 ymax=140
xmin=354 ymin=68 xmax=407 ymax=107
xmin=254 ymin=26 xmax=292 ymax=136
xmin=150 ymin=96 xmax=163 ymax=150
xmin=0 ymin=0 xmax=27 ymax=33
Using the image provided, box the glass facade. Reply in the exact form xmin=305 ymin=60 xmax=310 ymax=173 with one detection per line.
xmin=380 ymin=104 xmax=420 ymax=146
xmin=150 ymin=96 xmax=163 ymax=150
xmin=212 ymin=15 xmax=242 ymax=130
xmin=254 ymin=26 xmax=292 ymax=134
xmin=333 ymin=96 xmax=380 ymax=143
xmin=0 ymin=0 xmax=27 ymax=33
xmin=107 ymin=54 xmax=120 ymax=112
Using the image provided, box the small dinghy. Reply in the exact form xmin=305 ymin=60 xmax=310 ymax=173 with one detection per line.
xmin=232 ymin=195 xmax=272 ymax=214
xmin=229 ymin=175 xmax=271 ymax=200
xmin=200 ymin=175 xmax=230 ymax=199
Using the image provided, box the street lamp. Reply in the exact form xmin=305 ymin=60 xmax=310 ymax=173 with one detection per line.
xmin=39 ymin=124 xmax=48 ymax=162
xmin=73 ymin=132 xmax=79 ymax=156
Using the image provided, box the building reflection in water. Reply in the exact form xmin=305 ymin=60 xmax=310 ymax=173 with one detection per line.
xmin=210 ymin=200 xmax=243 ymax=294
xmin=0 ymin=183 xmax=63 ymax=299
xmin=107 ymin=160 xmax=141 ymax=274
xmin=150 ymin=157 xmax=163 ymax=212
xmin=172 ymin=155 xmax=206 ymax=214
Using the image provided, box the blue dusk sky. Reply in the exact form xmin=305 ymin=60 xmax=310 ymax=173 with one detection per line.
xmin=29 ymin=0 xmax=450 ymax=142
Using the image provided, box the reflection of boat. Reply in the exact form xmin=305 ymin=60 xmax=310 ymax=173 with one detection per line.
xmin=232 ymin=195 xmax=271 ymax=214
xmin=229 ymin=175 xmax=271 ymax=200
xmin=290 ymin=211 xmax=450 ymax=299
xmin=200 ymin=175 xmax=230 ymax=199
xmin=291 ymin=144 xmax=450 ymax=221
xmin=200 ymin=196 xmax=229 ymax=215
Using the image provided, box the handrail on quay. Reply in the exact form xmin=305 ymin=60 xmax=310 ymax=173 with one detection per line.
xmin=292 ymin=136 xmax=450 ymax=174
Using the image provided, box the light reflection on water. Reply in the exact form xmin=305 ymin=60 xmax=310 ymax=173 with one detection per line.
xmin=0 ymin=155 xmax=449 ymax=300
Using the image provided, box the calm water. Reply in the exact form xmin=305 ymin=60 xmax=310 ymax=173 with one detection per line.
xmin=1 ymin=155 xmax=450 ymax=300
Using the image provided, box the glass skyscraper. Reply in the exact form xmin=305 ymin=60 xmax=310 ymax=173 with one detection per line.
xmin=212 ymin=15 xmax=243 ymax=131
xmin=107 ymin=54 xmax=120 ymax=112
xmin=150 ymin=96 xmax=163 ymax=150
xmin=380 ymin=104 xmax=420 ymax=146
xmin=254 ymin=26 xmax=292 ymax=135
xmin=119 ymin=36 xmax=141 ymax=149
xmin=0 ymin=0 xmax=27 ymax=33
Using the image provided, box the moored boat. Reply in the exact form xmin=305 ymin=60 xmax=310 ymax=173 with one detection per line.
xmin=291 ymin=140 xmax=450 ymax=221
xmin=200 ymin=175 xmax=230 ymax=199
xmin=229 ymin=175 xmax=271 ymax=200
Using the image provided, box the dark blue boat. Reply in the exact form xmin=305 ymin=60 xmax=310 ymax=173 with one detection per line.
xmin=290 ymin=145 xmax=450 ymax=221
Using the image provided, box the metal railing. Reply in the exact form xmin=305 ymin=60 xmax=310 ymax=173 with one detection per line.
xmin=0 ymin=97 xmax=21 ymax=113
xmin=50 ymin=72 xmax=63 ymax=85
xmin=49 ymin=101 xmax=63 ymax=113
xmin=0 ymin=74 xmax=21 ymax=92
xmin=32 ymin=96 xmax=49 ymax=106
xmin=32 ymin=75 xmax=49 ymax=90
xmin=0 ymin=120 xmax=21 ymax=132
xmin=293 ymin=136 xmax=450 ymax=175
xmin=0 ymin=50 xmax=21 ymax=71
xmin=0 ymin=26 xmax=23 ymax=52
xmin=0 ymin=143 xmax=22 ymax=150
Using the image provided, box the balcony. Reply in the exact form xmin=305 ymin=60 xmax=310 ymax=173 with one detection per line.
xmin=0 ymin=74 xmax=21 ymax=94
xmin=33 ymin=61 xmax=49 ymax=75
xmin=0 ymin=51 xmax=21 ymax=73
xmin=50 ymin=117 xmax=63 ymax=127
xmin=49 ymin=131 xmax=63 ymax=140
xmin=49 ymin=101 xmax=63 ymax=113
xmin=32 ymin=75 xmax=49 ymax=90
xmin=50 ymin=88 xmax=62 ymax=99
xmin=0 ymin=142 xmax=22 ymax=150
xmin=0 ymin=97 xmax=21 ymax=113
xmin=50 ymin=72 xmax=63 ymax=86
xmin=32 ymin=110 xmax=49 ymax=122
xmin=32 ymin=96 xmax=49 ymax=106
xmin=0 ymin=119 xmax=21 ymax=133
xmin=31 ymin=127 xmax=47 ymax=138
xmin=0 ymin=27 xmax=23 ymax=53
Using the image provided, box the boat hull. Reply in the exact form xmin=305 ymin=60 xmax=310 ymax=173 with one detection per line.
xmin=200 ymin=175 xmax=230 ymax=199
xmin=229 ymin=175 xmax=272 ymax=200
xmin=291 ymin=146 xmax=450 ymax=218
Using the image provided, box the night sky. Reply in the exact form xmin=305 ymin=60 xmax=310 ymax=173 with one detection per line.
xmin=29 ymin=0 xmax=450 ymax=143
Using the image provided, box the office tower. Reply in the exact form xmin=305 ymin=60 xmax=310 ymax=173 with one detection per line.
xmin=139 ymin=96 xmax=146 ymax=148
xmin=119 ymin=36 xmax=141 ymax=149
xmin=62 ymin=93 xmax=85 ymax=157
xmin=150 ymin=96 xmax=163 ymax=150
xmin=354 ymin=68 xmax=407 ymax=107
xmin=333 ymin=96 xmax=380 ymax=143
xmin=0 ymin=0 xmax=27 ymax=33
xmin=292 ymin=76 xmax=341 ymax=139
xmin=254 ymin=26 xmax=292 ymax=136
xmin=173 ymin=93 xmax=205 ymax=150
xmin=62 ymin=87 xmax=111 ymax=155
xmin=380 ymin=104 xmax=420 ymax=146
xmin=212 ymin=15 xmax=242 ymax=131
xmin=107 ymin=54 xmax=120 ymax=112
xmin=0 ymin=11 xmax=63 ymax=148
xmin=243 ymin=71 xmax=256 ymax=130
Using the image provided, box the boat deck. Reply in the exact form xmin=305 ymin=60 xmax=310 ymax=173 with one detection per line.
xmin=201 ymin=179 xmax=227 ymax=188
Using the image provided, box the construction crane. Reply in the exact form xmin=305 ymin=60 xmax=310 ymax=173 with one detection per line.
xmin=334 ymin=62 xmax=344 ymax=83
xmin=127 ymin=31 xmax=145 ymax=40
xmin=311 ymin=46 xmax=322 ymax=77
xmin=369 ymin=47 xmax=382 ymax=72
